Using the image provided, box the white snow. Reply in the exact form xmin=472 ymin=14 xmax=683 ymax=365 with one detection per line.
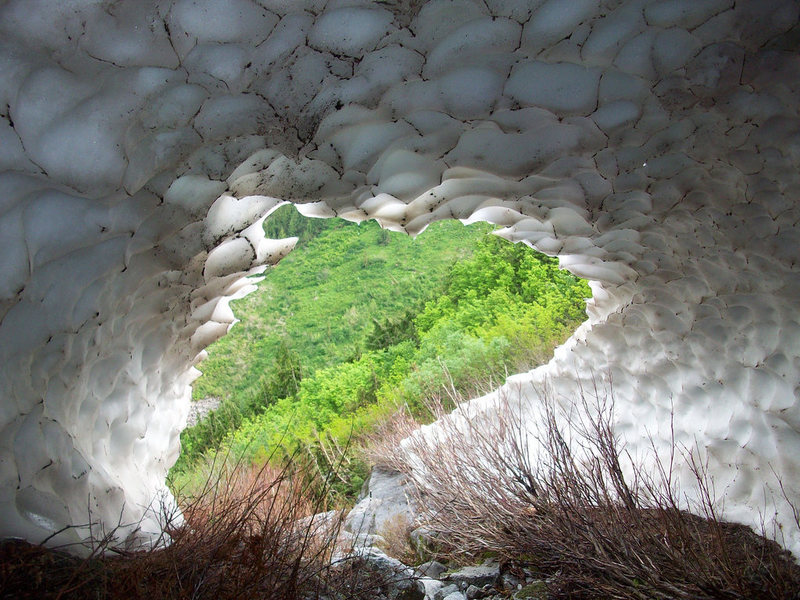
xmin=506 ymin=61 xmax=602 ymax=115
xmin=308 ymin=7 xmax=394 ymax=56
xmin=423 ymin=17 xmax=521 ymax=77
xmin=0 ymin=0 xmax=798 ymax=559
xmin=523 ymin=0 xmax=599 ymax=53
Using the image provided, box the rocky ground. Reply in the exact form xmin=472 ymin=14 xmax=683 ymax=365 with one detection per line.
xmin=335 ymin=550 xmax=553 ymax=600
xmin=185 ymin=397 xmax=222 ymax=427
xmin=325 ymin=468 xmax=553 ymax=600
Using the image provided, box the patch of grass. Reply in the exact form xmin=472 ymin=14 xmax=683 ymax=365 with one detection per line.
xmin=515 ymin=581 xmax=549 ymax=599
xmin=376 ymin=513 xmax=418 ymax=566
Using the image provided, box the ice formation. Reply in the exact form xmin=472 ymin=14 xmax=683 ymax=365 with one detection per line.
xmin=0 ymin=0 xmax=799 ymax=554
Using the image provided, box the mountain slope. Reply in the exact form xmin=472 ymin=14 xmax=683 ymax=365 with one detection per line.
xmin=192 ymin=208 xmax=493 ymax=402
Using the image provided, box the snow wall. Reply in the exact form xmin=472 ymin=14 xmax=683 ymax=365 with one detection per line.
xmin=0 ymin=0 xmax=799 ymax=554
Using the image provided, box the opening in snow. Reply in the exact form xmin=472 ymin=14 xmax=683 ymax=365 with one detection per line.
xmin=176 ymin=205 xmax=592 ymax=485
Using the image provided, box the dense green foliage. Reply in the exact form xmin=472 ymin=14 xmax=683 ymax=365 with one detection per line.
xmin=261 ymin=338 xmax=303 ymax=402
xmin=171 ymin=207 xmax=590 ymax=498
xmin=178 ymin=206 xmax=491 ymax=467
xmin=192 ymin=206 xmax=487 ymax=401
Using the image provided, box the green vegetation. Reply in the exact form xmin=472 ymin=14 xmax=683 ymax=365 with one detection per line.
xmin=179 ymin=206 xmax=491 ymax=466
xmin=192 ymin=206 xmax=487 ymax=401
xmin=170 ymin=206 xmax=591 ymax=498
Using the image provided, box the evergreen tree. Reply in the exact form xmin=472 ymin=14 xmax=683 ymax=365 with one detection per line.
xmin=261 ymin=338 xmax=303 ymax=403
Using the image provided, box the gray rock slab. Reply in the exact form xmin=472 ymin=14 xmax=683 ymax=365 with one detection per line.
xmin=434 ymin=583 xmax=461 ymax=600
xmin=416 ymin=559 xmax=448 ymax=579
xmin=442 ymin=564 xmax=500 ymax=590
xmin=352 ymin=546 xmax=426 ymax=600
xmin=344 ymin=467 xmax=418 ymax=536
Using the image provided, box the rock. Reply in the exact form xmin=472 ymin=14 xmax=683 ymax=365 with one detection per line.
xmin=409 ymin=525 xmax=437 ymax=556
xmin=500 ymin=572 xmax=523 ymax=590
xmin=297 ymin=509 xmax=342 ymax=532
xmin=419 ymin=577 xmax=445 ymax=599
xmin=185 ymin=396 xmax=222 ymax=427
xmin=465 ymin=585 xmax=480 ymax=599
xmin=442 ymin=564 xmax=500 ymax=590
xmin=415 ymin=559 xmax=448 ymax=579
xmin=337 ymin=529 xmax=387 ymax=550
xmin=434 ymin=583 xmax=462 ymax=600
xmin=441 ymin=592 xmax=467 ymax=600
xmin=344 ymin=467 xmax=417 ymax=536
xmin=351 ymin=546 xmax=426 ymax=600
xmin=465 ymin=583 xmax=496 ymax=599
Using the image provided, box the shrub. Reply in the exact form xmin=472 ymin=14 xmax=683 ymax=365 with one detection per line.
xmin=0 ymin=458 xmax=393 ymax=600
xmin=373 ymin=381 xmax=800 ymax=599
xmin=376 ymin=513 xmax=418 ymax=566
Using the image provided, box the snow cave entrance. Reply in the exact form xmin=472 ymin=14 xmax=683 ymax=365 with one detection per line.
xmin=175 ymin=203 xmax=592 ymax=495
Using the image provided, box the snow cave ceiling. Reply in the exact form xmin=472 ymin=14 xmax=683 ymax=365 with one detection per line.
xmin=0 ymin=0 xmax=799 ymax=555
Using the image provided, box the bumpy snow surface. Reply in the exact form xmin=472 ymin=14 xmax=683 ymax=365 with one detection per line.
xmin=1 ymin=0 xmax=799 ymax=554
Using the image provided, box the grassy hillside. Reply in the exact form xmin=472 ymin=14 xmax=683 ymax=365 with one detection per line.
xmin=173 ymin=208 xmax=591 ymax=497
xmin=193 ymin=206 xmax=492 ymax=402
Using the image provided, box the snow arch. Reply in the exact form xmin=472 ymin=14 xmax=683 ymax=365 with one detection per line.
xmin=0 ymin=0 xmax=799 ymax=553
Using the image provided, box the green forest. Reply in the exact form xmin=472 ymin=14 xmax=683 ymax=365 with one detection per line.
xmin=170 ymin=205 xmax=591 ymax=498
